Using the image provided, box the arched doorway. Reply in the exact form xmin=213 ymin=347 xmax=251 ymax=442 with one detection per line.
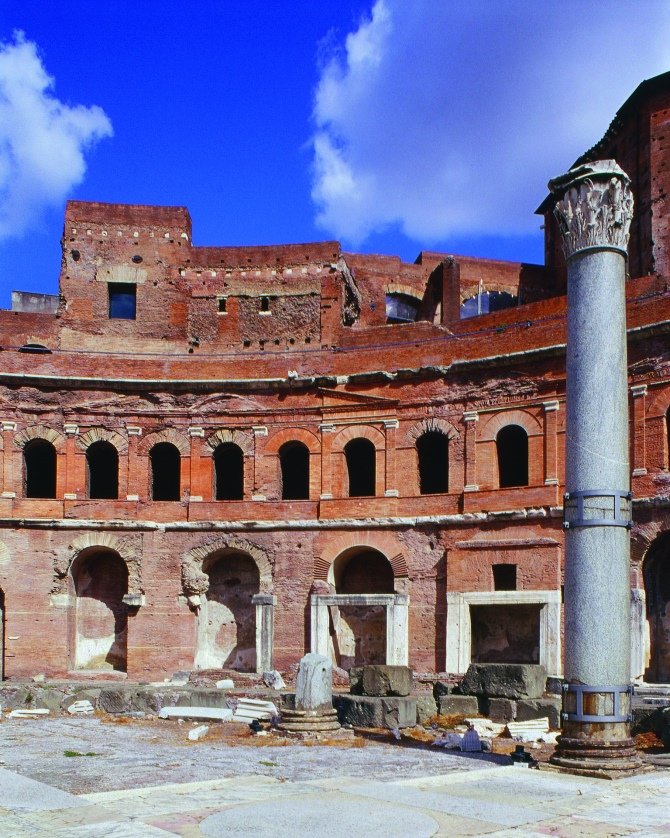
xmin=196 ymin=550 xmax=260 ymax=671
xmin=331 ymin=548 xmax=394 ymax=669
xmin=643 ymin=533 xmax=670 ymax=682
xmin=73 ymin=550 xmax=128 ymax=671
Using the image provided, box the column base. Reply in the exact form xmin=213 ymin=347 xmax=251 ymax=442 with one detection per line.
xmin=549 ymin=735 xmax=646 ymax=778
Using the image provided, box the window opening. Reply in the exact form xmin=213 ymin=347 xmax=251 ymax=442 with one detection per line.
xmin=385 ymin=293 xmax=420 ymax=324
xmin=496 ymin=424 xmax=529 ymax=488
xmin=108 ymin=283 xmax=137 ymax=320
xmin=218 ymin=297 xmax=227 ymax=313
xmin=87 ymin=440 xmax=119 ymax=500
xmin=279 ymin=441 xmax=310 ymax=500
xmin=417 ymin=431 xmax=449 ymax=494
xmin=150 ymin=442 xmax=180 ymax=500
xmin=493 ymin=563 xmax=517 ymax=591
xmin=461 ymin=290 xmax=517 ymax=319
xmin=260 ymin=296 xmax=270 ymax=312
xmin=19 ymin=344 xmax=51 ymax=354
xmin=214 ymin=443 xmax=244 ymax=500
xmin=344 ymin=438 xmax=376 ymax=497
xmin=24 ymin=438 xmax=57 ymax=498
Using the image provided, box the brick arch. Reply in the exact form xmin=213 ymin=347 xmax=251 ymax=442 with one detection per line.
xmin=385 ymin=283 xmax=422 ymax=301
xmin=478 ymin=409 xmax=542 ymax=441
xmin=460 ymin=281 xmax=517 ymax=305
xmin=314 ymin=532 xmax=408 ymax=587
xmin=206 ymin=428 xmax=254 ymax=455
xmin=646 ymin=386 xmax=670 ymax=417
xmin=53 ymin=532 xmax=142 ymax=596
xmin=265 ymin=427 xmax=320 ymax=455
xmin=406 ymin=417 xmax=459 ymax=443
xmin=14 ymin=424 xmax=66 ymax=453
xmin=138 ymin=428 xmax=190 ymax=456
xmin=332 ymin=424 xmax=386 ymax=452
xmin=631 ymin=514 xmax=670 ymax=566
xmin=181 ymin=535 xmax=273 ymax=598
xmin=77 ymin=427 xmax=128 ymax=454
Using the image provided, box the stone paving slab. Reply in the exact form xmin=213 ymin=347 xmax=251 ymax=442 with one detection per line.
xmin=1 ymin=717 xmax=670 ymax=836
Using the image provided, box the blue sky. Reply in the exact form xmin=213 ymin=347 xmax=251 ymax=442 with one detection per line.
xmin=1 ymin=1 xmax=669 ymax=309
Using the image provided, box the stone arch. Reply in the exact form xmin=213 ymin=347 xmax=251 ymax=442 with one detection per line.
xmin=181 ymin=535 xmax=272 ymax=599
xmin=206 ymin=429 xmax=253 ymax=455
xmin=138 ymin=428 xmax=189 ymax=456
xmin=14 ymin=424 xmax=66 ymax=453
xmin=76 ymin=427 xmax=128 ymax=454
xmin=264 ymin=427 xmax=320 ymax=455
xmin=478 ymin=409 xmax=542 ymax=441
xmin=314 ymin=532 xmax=408 ymax=588
xmin=406 ymin=417 xmax=459 ymax=443
xmin=645 ymin=386 xmax=670 ymax=418
xmin=331 ymin=424 xmax=386 ymax=452
xmin=53 ymin=532 xmax=142 ymax=596
xmin=385 ymin=283 xmax=423 ymax=301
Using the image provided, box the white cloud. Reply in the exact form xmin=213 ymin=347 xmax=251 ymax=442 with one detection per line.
xmin=0 ymin=32 xmax=112 ymax=239
xmin=311 ymin=1 xmax=670 ymax=247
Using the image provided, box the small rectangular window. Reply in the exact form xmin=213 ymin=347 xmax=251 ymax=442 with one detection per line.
xmin=108 ymin=283 xmax=136 ymax=319
xmin=493 ymin=563 xmax=517 ymax=591
xmin=218 ymin=297 xmax=227 ymax=313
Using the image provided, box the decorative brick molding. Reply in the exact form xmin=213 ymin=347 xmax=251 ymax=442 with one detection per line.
xmin=405 ymin=416 xmax=459 ymax=443
xmin=331 ymin=424 xmax=385 ymax=452
xmin=14 ymin=424 xmax=66 ymax=452
xmin=263 ymin=426 xmax=321 ymax=455
xmin=478 ymin=407 xmax=543 ymax=441
xmin=181 ymin=535 xmax=273 ymax=600
xmin=205 ymin=428 xmax=254 ymax=455
xmin=53 ymin=532 xmax=142 ymax=596
xmin=138 ymin=428 xmax=190 ymax=456
xmin=76 ymin=427 xmax=129 ymax=454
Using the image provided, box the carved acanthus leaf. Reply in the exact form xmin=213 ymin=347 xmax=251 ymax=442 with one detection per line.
xmin=549 ymin=160 xmax=634 ymax=260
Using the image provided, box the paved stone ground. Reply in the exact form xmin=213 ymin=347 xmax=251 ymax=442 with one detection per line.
xmin=1 ymin=716 xmax=669 ymax=836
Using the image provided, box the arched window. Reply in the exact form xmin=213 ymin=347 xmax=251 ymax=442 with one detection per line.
xmin=496 ymin=425 xmax=529 ymax=488
xmin=214 ymin=443 xmax=244 ymax=500
xmin=385 ymin=293 xmax=420 ymax=324
xmin=344 ymin=438 xmax=376 ymax=497
xmin=417 ymin=431 xmax=449 ymax=494
xmin=150 ymin=442 xmax=181 ymax=501
xmin=24 ymin=438 xmax=57 ymax=498
xmin=87 ymin=441 xmax=119 ymax=500
xmin=279 ymin=441 xmax=310 ymax=500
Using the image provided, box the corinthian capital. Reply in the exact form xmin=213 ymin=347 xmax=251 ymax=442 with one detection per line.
xmin=548 ymin=160 xmax=634 ymax=260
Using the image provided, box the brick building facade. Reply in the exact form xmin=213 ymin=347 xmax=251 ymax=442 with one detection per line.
xmin=2 ymin=73 xmax=670 ymax=684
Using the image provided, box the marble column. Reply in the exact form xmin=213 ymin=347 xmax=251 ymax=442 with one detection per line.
xmin=549 ymin=160 xmax=641 ymax=775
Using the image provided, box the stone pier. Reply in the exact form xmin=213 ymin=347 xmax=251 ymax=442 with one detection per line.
xmin=548 ymin=160 xmax=642 ymax=775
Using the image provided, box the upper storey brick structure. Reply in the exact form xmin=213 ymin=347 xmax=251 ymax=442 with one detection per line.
xmin=1 ymin=72 xmax=670 ymax=684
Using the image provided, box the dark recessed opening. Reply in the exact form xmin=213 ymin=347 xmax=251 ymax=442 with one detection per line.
xmin=71 ymin=249 xmax=80 ymax=261
xmin=493 ymin=563 xmax=517 ymax=591
xmin=417 ymin=431 xmax=449 ymax=494
xmin=24 ymin=438 xmax=57 ymax=499
xmin=214 ymin=442 xmax=244 ymax=500
xmin=218 ymin=298 xmax=227 ymax=313
xmin=150 ymin=442 xmax=180 ymax=501
xmin=345 ymin=438 xmax=376 ymax=497
xmin=108 ymin=283 xmax=137 ymax=320
xmin=279 ymin=441 xmax=310 ymax=500
xmin=87 ymin=441 xmax=119 ymax=500
xmin=19 ymin=344 xmax=51 ymax=354
xmin=131 ymin=255 xmax=143 ymax=264
xmin=260 ymin=296 xmax=270 ymax=312
xmin=496 ymin=425 xmax=529 ymax=488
